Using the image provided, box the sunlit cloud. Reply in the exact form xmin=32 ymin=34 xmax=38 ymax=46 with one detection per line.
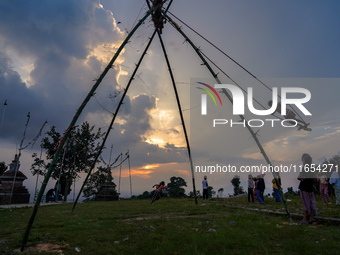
xmin=243 ymin=133 xmax=310 ymax=162
xmin=174 ymin=169 xmax=190 ymax=176
xmin=115 ymin=64 xmax=129 ymax=84
xmin=145 ymin=137 xmax=166 ymax=147
xmin=139 ymin=164 xmax=161 ymax=170
xmin=147 ymin=109 xmax=186 ymax=148
xmin=131 ymin=169 xmax=154 ymax=178
xmin=86 ymin=45 xmax=125 ymax=70
xmin=118 ymin=168 xmax=155 ymax=179
xmin=3 ymin=49 xmax=35 ymax=87
xmin=314 ymin=129 xmax=340 ymax=140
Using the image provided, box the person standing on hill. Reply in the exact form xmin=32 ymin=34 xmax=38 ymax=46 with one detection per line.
xmin=256 ymin=175 xmax=265 ymax=204
xmin=317 ymin=172 xmax=331 ymax=205
xmin=298 ymin=153 xmax=317 ymax=224
xmin=248 ymin=174 xmax=254 ymax=203
xmin=272 ymin=177 xmax=282 ymax=203
xmin=202 ymin=176 xmax=209 ymax=200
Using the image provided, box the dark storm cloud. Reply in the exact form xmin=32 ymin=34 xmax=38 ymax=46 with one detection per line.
xmin=115 ymin=93 xmax=157 ymax=145
xmin=0 ymin=0 xmax=99 ymax=59
xmin=0 ymin=52 xmax=41 ymax=140
xmin=0 ymin=0 xmax=124 ymax=141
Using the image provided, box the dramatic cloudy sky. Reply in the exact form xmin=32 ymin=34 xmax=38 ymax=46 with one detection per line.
xmin=0 ymin=0 xmax=339 ymax=200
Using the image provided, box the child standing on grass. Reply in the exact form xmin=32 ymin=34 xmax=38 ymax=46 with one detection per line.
xmin=298 ymin=153 xmax=317 ymax=224
xmin=256 ymin=175 xmax=265 ymax=204
xmin=317 ymin=172 xmax=331 ymax=205
xmin=272 ymin=177 xmax=282 ymax=203
xmin=151 ymin=181 xmax=168 ymax=204
xmin=248 ymin=174 xmax=254 ymax=203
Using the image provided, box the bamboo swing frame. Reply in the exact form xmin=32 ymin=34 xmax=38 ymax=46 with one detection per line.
xmin=21 ymin=0 xmax=293 ymax=250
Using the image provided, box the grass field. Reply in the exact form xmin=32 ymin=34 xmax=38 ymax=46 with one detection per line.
xmin=1 ymin=195 xmax=340 ymax=254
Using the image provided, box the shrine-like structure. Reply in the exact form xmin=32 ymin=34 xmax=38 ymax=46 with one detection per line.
xmin=0 ymin=171 xmax=30 ymax=204
xmin=0 ymin=156 xmax=30 ymax=204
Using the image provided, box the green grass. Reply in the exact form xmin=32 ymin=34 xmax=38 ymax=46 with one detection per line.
xmin=0 ymin=196 xmax=340 ymax=254
xmin=222 ymin=193 xmax=340 ymax=219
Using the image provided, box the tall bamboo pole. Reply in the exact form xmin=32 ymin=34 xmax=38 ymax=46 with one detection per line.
xmin=9 ymin=112 xmax=30 ymax=204
xmin=56 ymin=146 xmax=67 ymax=202
xmin=165 ymin=13 xmax=291 ymax=219
xmin=20 ymin=5 xmax=162 ymax=250
xmin=33 ymin=125 xmax=47 ymax=202
xmin=118 ymin=153 xmax=122 ymax=195
xmin=108 ymin=145 xmax=114 ymax=181
xmin=157 ymin=30 xmax=198 ymax=204
xmin=128 ymin=151 xmax=132 ymax=197
xmin=0 ymin=99 xmax=7 ymax=135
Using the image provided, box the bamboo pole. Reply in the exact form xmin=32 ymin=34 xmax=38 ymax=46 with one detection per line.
xmin=33 ymin=125 xmax=47 ymax=202
xmin=128 ymin=151 xmax=132 ymax=197
xmin=157 ymin=30 xmax=198 ymax=204
xmin=165 ymin=13 xmax=291 ymax=219
xmin=20 ymin=5 xmax=162 ymax=250
xmin=118 ymin=153 xmax=122 ymax=195
xmin=0 ymin=99 xmax=7 ymax=135
xmin=10 ymin=112 xmax=30 ymax=204
xmin=72 ymin=29 xmax=158 ymax=211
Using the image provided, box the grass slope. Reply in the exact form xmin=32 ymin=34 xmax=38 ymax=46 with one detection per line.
xmin=1 ymin=196 xmax=340 ymax=254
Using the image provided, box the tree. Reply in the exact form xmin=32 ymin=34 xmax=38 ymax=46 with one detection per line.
xmin=167 ymin=176 xmax=187 ymax=198
xmin=189 ymin=190 xmax=201 ymax=198
xmin=31 ymin=122 xmax=104 ymax=201
xmin=82 ymin=166 xmax=118 ymax=201
xmin=135 ymin=191 xmax=151 ymax=200
xmin=217 ymin=188 xmax=224 ymax=198
xmin=287 ymin=187 xmax=294 ymax=195
xmin=0 ymin=161 xmax=7 ymax=175
xmin=322 ymin=154 xmax=340 ymax=196
xmin=208 ymin=186 xmax=215 ymax=198
xmin=323 ymin=154 xmax=340 ymax=167
xmin=231 ymin=175 xmax=245 ymax=196
xmin=323 ymin=154 xmax=340 ymax=178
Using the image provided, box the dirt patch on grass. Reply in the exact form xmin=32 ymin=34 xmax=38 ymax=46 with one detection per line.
xmin=123 ymin=215 xmax=162 ymax=221
xmin=25 ymin=243 xmax=70 ymax=253
xmin=122 ymin=212 xmax=233 ymax=222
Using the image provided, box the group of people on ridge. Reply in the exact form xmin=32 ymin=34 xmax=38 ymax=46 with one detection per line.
xmin=247 ymin=174 xmax=281 ymax=204
xmin=150 ymin=153 xmax=340 ymax=227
